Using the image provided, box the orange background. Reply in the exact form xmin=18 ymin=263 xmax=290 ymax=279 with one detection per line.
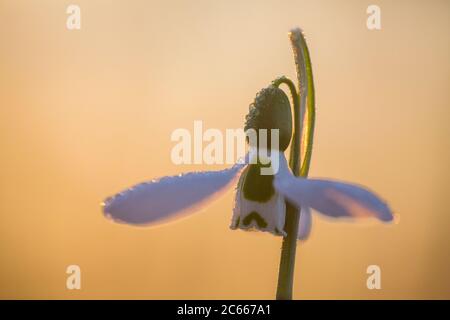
xmin=0 ymin=0 xmax=449 ymax=299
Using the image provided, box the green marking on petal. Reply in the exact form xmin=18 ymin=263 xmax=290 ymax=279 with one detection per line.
xmin=242 ymin=162 xmax=275 ymax=203
xmin=243 ymin=211 xmax=268 ymax=228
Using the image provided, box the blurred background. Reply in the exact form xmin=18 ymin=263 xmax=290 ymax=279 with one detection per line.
xmin=0 ymin=0 xmax=449 ymax=299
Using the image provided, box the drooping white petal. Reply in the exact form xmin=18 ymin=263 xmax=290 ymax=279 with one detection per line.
xmin=103 ymin=162 xmax=245 ymax=226
xmin=298 ymin=206 xmax=312 ymax=240
xmin=274 ymin=174 xmax=393 ymax=222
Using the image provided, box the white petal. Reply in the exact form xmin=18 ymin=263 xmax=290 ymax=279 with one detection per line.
xmin=230 ymin=153 xmax=287 ymax=237
xmin=298 ymin=207 xmax=312 ymax=240
xmin=103 ymin=163 xmax=245 ymax=226
xmin=274 ymin=175 xmax=393 ymax=222
xmin=231 ymin=188 xmax=287 ymax=236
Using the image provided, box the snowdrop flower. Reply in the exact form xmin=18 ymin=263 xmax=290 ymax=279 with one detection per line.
xmin=102 ymin=27 xmax=393 ymax=300
xmin=102 ymin=84 xmax=392 ymax=237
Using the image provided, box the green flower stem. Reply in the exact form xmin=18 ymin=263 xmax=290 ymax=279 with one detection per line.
xmin=274 ymin=28 xmax=315 ymax=300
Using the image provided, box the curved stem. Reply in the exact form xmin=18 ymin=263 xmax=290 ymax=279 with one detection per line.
xmin=272 ymin=76 xmax=301 ymax=175
xmin=274 ymin=28 xmax=315 ymax=300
